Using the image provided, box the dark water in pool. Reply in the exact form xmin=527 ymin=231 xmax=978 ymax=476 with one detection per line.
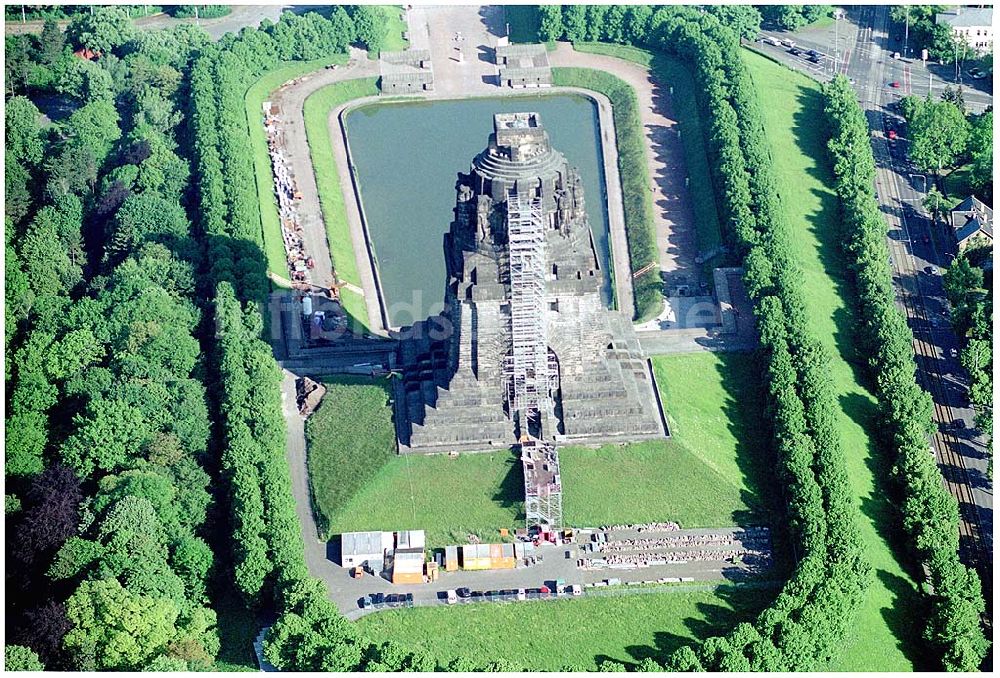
xmin=345 ymin=94 xmax=611 ymax=327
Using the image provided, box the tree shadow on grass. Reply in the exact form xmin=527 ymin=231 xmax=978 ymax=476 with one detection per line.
xmin=842 ymin=391 xmax=928 ymax=668
xmin=491 ymin=451 xmax=527 ymax=521
xmin=876 ymin=568 xmax=933 ymax=670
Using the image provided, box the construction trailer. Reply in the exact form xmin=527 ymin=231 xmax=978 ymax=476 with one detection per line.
xmin=396 ymin=529 xmax=426 ymax=551
xmin=444 ymin=545 xmax=459 ymax=572
xmin=391 ymin=547 xmax=425 ymax=584
xmin=459 ymin=543 xmax=516 ymax=570
xmin=340 ymin=531 xmax=393 ymax=572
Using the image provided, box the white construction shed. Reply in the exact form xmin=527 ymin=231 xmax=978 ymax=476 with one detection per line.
xmin=396 ymin=529 xmax=426 ymax=550
xmin=340 ymin=531 xmax=393 ymax=572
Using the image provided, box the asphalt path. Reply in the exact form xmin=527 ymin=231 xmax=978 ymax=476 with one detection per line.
xmin=753 ymin=7 xmax=992 ymax=584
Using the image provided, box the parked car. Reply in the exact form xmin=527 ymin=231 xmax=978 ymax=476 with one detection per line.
xmin=888 ymin=81 xmax=901 ymax=88
xmin=762 ymin=36 xmax=781 ymax=46
xmin=372 ymin=592 xmax=385 ymax=609
xmin=404 ymin=593 xmax=414 ymax=608
xmin=446 ymin=590 xmax=457 ymax=605
xmin=967 ymin=67 xmax=986 ymax=79
xmin=359 ymin=596 xmax=372 ymax=609
xmin=456 ymin=587 xmax=472 ymax=599
xmin=925 ymin=265 xmax=937 ymax=275
xmin=570 ymin=584 xmax=583 ymax=596
xmin=517 ymin=588 xmax=527 ymax=601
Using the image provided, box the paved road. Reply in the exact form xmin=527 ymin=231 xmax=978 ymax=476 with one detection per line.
xmin=753 ymin=7 xmax=992 ymax=584
xmin=549 ymin=43 xmax=704 ymax=328
xmin=266 ymin=49 xmax=387 ymax=335
xmin=756 ymin=11 xmax=992 ymax=114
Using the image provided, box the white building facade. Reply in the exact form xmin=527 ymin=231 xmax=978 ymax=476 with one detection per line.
xmin=936 ymin=7 xmax=993 ymax=54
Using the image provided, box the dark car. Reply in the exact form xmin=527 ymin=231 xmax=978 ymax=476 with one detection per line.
xmin=470 ymin=590 xmax=484 ymax=600
xmin=789 ymin=47 xmax=802 ymax=56
xmin=525 ymin=587 xmax=542 ymax=599
xmin=359 ymin=596 xmax=372 ymax=610
xmin=485 ymin=590 xmax=500 ymax=601
xmin=807 ymin=54 xmax=821 ymax=64
xmin=888 ymin=81 xmax=901 ymax=88
xmin=372 ymin=592 xmax=385 ymax=609
xmin=806 ymin=49 xmax=821 ymax=58
xmin=404 ymin=593 xmax=414 ymax=608
xmin=456 ymin=587 xmax=472 ymax=598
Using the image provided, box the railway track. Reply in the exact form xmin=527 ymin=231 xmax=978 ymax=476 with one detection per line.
xmin=871 ymin=104 xmax=992 ymax=589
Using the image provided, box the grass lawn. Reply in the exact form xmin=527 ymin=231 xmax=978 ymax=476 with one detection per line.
xmin=327 ymin=452 xmax=524 ymax=547
xmin=561 ymin=353 xmax=771 ymax=529
xmin=306 ymin=376 xmax=397 ymax=538
xmin=302 ymin=77 xmax=379 ymax=330
xmin=942 ymin=162 xmax=976 ymax=208
xmin=318 ymin=352 xmax=772 ymax=546
xmin=358 ymin=582 xmax=779 ymax=670
xmin=244 ymin=56 xmax=349 ymax=283
xmin=377 ymin=6 xmax=409 ymax=56
xmin=744 ymin=49 xmax=924 ymax=671
xmin=572 ymin=43 xmax=723 ymax=266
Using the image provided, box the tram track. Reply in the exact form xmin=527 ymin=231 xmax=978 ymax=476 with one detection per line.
xmin=867 ymin=40 xmax=991 ymax=587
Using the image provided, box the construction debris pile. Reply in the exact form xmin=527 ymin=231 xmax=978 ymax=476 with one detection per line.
xmin=296 ymin=376 xmax=326 ymax=417
xmin=262 ymin=101 xmax=317 ymax=289
xmin=600 ymin=522 xmax=681 ymax=533
xmin=581 ymin=527 xmax=773 ymax=573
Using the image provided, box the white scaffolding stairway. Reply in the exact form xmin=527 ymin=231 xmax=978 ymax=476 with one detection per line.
xmin=504 ymin=188 xmax=562 ymax=530
xmin=504 ymin=188 xmax=552 ymax=425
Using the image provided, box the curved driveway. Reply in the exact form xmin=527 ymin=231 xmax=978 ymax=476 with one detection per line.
xmin=548 ymin=43 xmax=702 ymax=312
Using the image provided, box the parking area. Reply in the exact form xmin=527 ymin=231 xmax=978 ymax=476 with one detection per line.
xmin=338 ymin=525 xmax=772 ymax=619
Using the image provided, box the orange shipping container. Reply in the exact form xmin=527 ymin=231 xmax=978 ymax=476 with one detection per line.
xmin=392 ymin=571 xmax=424 ymax=585
xmin=489 ymin=544 xmax=503 ymax=560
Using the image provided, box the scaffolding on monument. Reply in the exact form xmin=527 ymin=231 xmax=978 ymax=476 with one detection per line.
xmin=504 ymin=187 xmax=562 ymax=529
xmin=504 ymin=188 xmax=552 ymax=423
xmin=520 ymin=436 xmax=563 ymax=531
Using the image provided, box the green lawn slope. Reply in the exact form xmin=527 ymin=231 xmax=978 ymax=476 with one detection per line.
xmin=302 ymin=77 xmax=379 ymax=330
xmin=358 ymin=582 xmax=778 ymax=670
xmin=743 ymin=49 xmax=923 ymax=671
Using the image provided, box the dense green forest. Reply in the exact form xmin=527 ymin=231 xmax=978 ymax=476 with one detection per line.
xmin=3 ymin=5 xmax=382 ymax=670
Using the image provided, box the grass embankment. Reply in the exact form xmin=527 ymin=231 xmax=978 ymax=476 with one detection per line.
xmin=358 ymin=583 xmax=778 ymax=670
xmin=572 ymin=43 xmax=723 ymax=270
xmin=244 ymin=56 xmax=348 ymax=282
xmin=743 ymin=50 xmax=923 ymax=671
xmin=376 ymin=5 xmax=409 ymax=55
xmin=313 ymin=354 xmax=772 ymax=542
xmin=302 ymin=77 xmax=379 ymax=330
xmin=551 ymin=66 xmax=662 ymax=322
xmin=305 ymin=376 xmax=398 ymax=538
xmin=562 ymin=353 xmax=771 ymax=528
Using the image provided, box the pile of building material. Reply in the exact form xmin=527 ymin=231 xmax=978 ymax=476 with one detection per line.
xmin=599 ymin=522 xmax=681 ymax=533
xmin=581 ymin=526 xmax=773 ymax=572
xmin=296 ymin=376 xmax=326 ymax=417
xmin=262 ymin=101 xmax=318 ymax=289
